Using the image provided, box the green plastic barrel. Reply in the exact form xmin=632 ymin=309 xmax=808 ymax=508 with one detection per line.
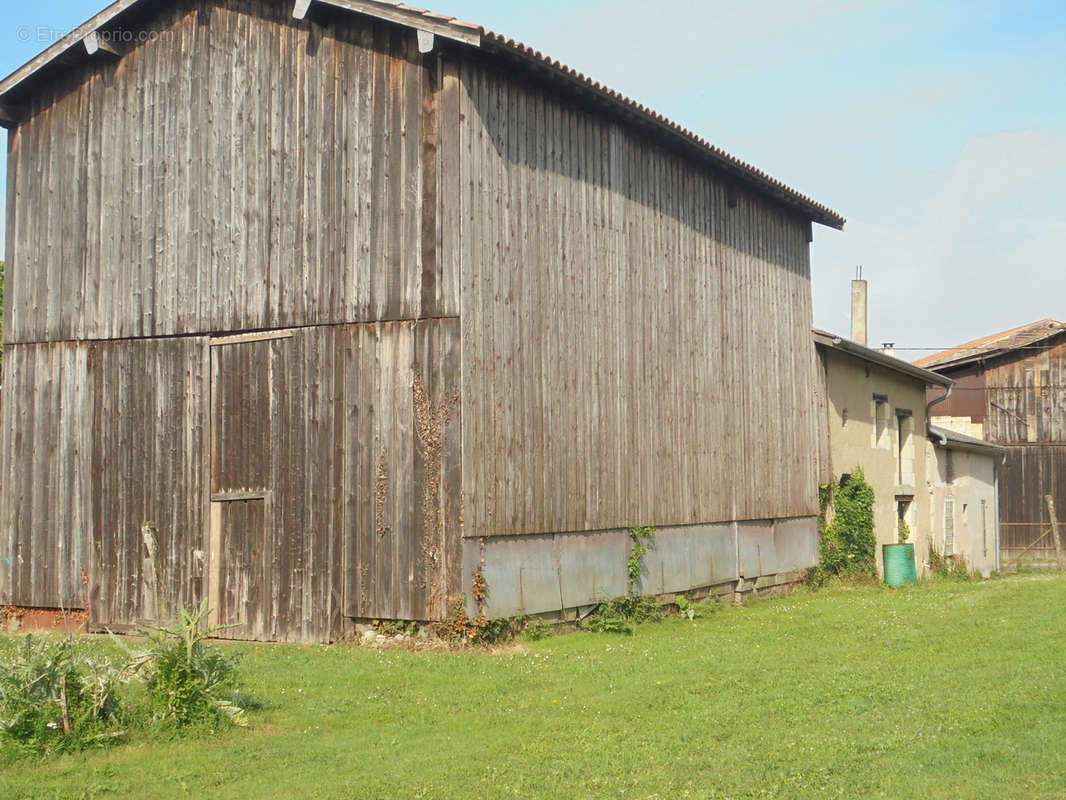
xmin=883 ymin=543 xmax=918 ymax=586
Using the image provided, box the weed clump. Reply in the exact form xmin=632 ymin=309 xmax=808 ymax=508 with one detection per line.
xmin=133 ymin=601 xmax=251 ymax=730
xmin=582 ymin=526 xmax=663 ymax=635
xmin=928 ymin=547 xmax=976 ymax=581
xmin=0 ymin=601 xmax=256 ymax=762
xmin=0 ymin=636 xmax=126 ymax=758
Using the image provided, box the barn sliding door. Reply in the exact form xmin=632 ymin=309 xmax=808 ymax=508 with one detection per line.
xmin=208 ymin=333 xmax=286 ymax=640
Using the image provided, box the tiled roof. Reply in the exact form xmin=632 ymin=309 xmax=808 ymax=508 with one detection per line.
xmin=914 ymin=319 xmax=1066 ymax=370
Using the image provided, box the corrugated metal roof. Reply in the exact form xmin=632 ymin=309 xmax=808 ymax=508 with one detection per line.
xmin=0 ymin=0 xmax=845 ymax=230
xmin=928 ymin=424 xmax=1005 ymax=455
xmin=479 ymin=32 xmax=845 ymax=229
xmin=914 ymin=319 xmax=1066 ymax=371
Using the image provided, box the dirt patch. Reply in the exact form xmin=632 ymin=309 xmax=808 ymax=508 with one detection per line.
xmin=360 ymin=632 xmax=527 ymax=655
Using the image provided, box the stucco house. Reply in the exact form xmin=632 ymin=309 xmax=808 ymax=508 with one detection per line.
xmin=926 ymin=425 xmax=1004 ymax=576
xmin=814 ymin=328 xmax=948 ymax=576
xmin=813 ymin=279 xmax=1003 ymax=577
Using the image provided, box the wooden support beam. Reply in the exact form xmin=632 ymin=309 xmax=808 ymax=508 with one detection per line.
xmin=210 ymin=329 xmax=295 ymax=347
xmin=417 ymin=30 xmax=435 ymax=54
xmin=0 ymin=101 xmax=21 ymax=129
xmin=292 ymin=0 xmax=313 ymax=19
xmin=83 ymin=31 xmax=121 ymax=58
xmin=1046 ymin=494 xmax=1065 ymax=570
xmin=316 ymin=0 xmax=481 ymax=47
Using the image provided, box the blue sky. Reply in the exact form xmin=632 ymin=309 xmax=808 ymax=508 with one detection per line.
xmin=1 ymin=0 xmax=1064 ymax=355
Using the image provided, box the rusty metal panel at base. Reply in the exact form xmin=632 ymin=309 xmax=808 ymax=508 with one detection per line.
xmin=464 ymin=535 xmax=560 ymax=619
xmin=557 ymin=531 xmax=630 ymax=610
xmin=738 ymin=518 xmax=818 ymax=579
xmin=468 ymin=521 xmax=812 ymax=619
xmin=772 ymin=517 xmax=820 ymax=574
xmin=636 ymin=524 xmax=738 ymax=597
xmin=737 ymin=521 xmax=775 ymax=579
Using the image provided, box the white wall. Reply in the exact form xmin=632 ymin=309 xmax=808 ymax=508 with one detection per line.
xmin=925 ymin=442 xmax=999 ymax=576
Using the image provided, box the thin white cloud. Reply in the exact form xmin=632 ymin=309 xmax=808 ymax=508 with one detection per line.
xmin=813 ymin=128 xmax=1066 ymax=354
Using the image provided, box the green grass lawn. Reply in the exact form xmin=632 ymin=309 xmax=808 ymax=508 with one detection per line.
xmin=3 ymin=573 xmax=1066 ymax=799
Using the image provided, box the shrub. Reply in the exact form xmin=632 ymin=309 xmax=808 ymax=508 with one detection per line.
xmin=584 ymin=595 xmax=662 ymax=636
xmin=0 ymin=602 xmax=257 ymax=762
xmin=898 ymin=515 xmax=911 ymax=544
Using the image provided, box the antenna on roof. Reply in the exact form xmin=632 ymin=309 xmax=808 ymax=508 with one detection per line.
xmin=855 ymin=265 xmax=863 ymax=280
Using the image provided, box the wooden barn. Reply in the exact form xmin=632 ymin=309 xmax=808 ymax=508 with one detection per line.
xmin=917 ymin=319 xmax=1066 ymax=566
xmin=0 ymin=0 xmax=844 ymax=641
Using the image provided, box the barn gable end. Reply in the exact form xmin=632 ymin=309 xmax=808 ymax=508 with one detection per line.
xmin=1 ymin=0 xmax=842 ymax=638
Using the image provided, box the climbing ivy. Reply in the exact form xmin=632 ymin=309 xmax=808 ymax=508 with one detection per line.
xmin=585 ymin=526 xmax=661 ymax=634
xmin=627 ymin=525 xmax=655 ymax=593
xmin=809 ymin=468 xmax=876 ymax=585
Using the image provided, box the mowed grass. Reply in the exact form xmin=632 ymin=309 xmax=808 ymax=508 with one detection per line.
xmin=4 ymin=574 xmax=1066 ymax=799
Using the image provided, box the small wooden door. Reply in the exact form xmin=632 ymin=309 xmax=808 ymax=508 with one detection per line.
xmin=210 ymin=497 xmax=268 ymax=637
xmin=208 ymin=333 xmax=286 ymax=640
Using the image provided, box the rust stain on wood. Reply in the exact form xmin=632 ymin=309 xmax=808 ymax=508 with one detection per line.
xmin=413 ymin=374 xmax=459 ymax=611
xmin=375 ymin=446 xmax=392 ymax=538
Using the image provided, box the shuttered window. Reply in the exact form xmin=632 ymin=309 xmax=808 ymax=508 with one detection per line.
xmin=981 ymin=499 xmax=988 ymax=558
xmin=945 ymin=497 xmax=955 ymax=557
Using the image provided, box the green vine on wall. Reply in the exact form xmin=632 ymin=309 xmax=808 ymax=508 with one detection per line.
xmin=627 ymin=525 xmax=655 ymax=594
xmin=585 ymin=526 xmax=661 ymax=634
xmin=809 ymin=468 xmax=876 ymax=586
xmin=897 ymin=516 xmax=911 ymax=544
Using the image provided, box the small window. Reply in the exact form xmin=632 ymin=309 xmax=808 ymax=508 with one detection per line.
xmin=944 ymin=497 xmax=955 ymax=557
xmin=872 ymin=395 xmax=890 ymax=450
xmin=896 ymin=411 xmax=915 ymax=485
xmin=896 ymin=499 xmax=912 ymax=543
xmin=981 ymin=499 xmax=988 ymax=558
xmin=945 ymin=450 xmax=955 ymax=484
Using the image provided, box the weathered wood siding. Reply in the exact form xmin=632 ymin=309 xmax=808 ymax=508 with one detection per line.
xmin=999 ymin=445 xmax=1066 ymax=561
xmin=208 ymin=319 xmax=461 ymax=640
xmin=0 ymin=343 xmax=91 ymax=608
xmin=0 ymin=320 xmax=461 ymax=633
xmin=338 ymin=318 xmax=463 ymax=623
xmin=89 ymin=337 xmax=209 ymax=626
xmin=982 ymin=338 xmax=1066 ymax=444
xmin=1 ymin=0 xmax=825 ymax=632
xmin=5 ymin=0 xmax=457 ymax=344
xmin=456 ymin=60 xmax=818 ymax=538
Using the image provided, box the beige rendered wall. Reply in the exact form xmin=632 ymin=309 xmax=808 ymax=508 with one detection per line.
xmin=925 ymin=444 xmax=999 ymax=576
xmin=822 ymin=349 xmax=932 ymax=576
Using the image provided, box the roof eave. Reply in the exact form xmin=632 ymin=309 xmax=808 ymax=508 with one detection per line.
xmin=927 ymin=426 xmax=1006 ymax=456
xmin=0 ymin=0 xmax=845 ymax=230
xmin=483 ymin=33 xmax=845 ymax=230
xmin=813 ymin=330 xmax=954 ymax=388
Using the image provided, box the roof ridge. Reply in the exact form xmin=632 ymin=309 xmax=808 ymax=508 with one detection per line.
xmin=914 ymin=318 xmax=1066 ymax=368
